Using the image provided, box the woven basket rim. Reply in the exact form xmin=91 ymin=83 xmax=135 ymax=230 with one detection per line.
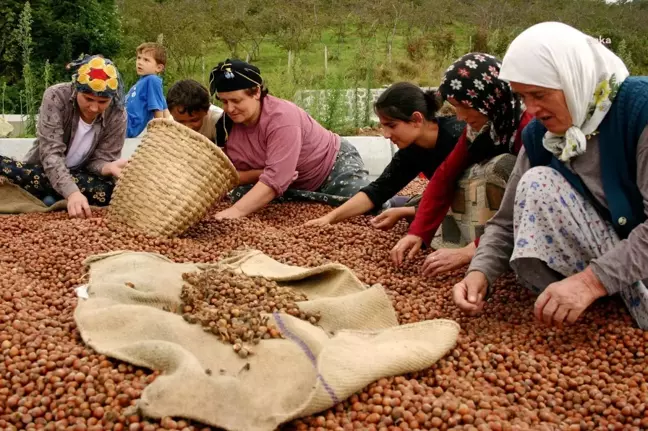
xmin=107 ymin=117 xmax=240 ymax=237
xmin=145 ymin=118 xmax=239 ymax=180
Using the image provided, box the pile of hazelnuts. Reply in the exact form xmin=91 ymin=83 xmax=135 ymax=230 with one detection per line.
xmin=180 ymin=268 xmax=321 ymax=359
xmin=1 ymin=179 xmax=646 ymax=431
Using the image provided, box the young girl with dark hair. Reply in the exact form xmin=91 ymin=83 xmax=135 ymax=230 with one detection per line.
xmin=305 ymin=81 xmax=465 ymax=228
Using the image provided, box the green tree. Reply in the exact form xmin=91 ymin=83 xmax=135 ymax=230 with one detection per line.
xmin=17 ymin=1 xmax=37 ymax=135
xmin=1 ymin=0 xmax=121 ymax=113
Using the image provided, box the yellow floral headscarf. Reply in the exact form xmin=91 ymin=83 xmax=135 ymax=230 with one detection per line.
xmin=69 ymin=55 xmax=124 ymax=105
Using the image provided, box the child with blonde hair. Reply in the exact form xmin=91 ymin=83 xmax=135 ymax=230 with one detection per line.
xmin=125 ymin=42 xmax=170 ymax=137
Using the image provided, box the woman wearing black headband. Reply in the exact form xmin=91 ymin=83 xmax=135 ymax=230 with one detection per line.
xmin=209 ymin=59 xmax=371 ymax=219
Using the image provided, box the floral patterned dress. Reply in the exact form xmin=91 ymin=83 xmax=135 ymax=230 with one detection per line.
xmin=229 ymin=139 xmax=371 ymax=207
xmin=1 ymin=157 xmax=115 ymax=206
xmin=509 ymin=162 xmax=648 ymax=329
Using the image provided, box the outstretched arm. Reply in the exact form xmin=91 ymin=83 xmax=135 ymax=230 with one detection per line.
xmin=215 ymin=182 xmax=277 ymax=219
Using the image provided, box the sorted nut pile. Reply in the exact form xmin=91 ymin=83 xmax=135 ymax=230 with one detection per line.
xmin=1 ymin=178 xmax=647 ymax=431
xmin=180 ymin=268 xmax=321 ymax=358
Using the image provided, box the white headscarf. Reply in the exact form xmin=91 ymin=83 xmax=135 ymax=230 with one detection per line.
xmin=499 ymin=22 xmax=629 ymax=162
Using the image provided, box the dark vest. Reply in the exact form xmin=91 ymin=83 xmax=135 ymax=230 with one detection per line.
xmin=523 ymin=77 xmax=648 ymax=239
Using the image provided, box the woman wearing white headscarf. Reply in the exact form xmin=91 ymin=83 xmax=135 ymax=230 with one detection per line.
xmin=452 ymin=22 xmax=648 ymax=330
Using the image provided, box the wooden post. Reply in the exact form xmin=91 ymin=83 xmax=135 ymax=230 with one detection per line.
xmin=201 ymin=54 xmax=206 ymax=86
xmin=324 ymin=45 xmax=328 ymax=75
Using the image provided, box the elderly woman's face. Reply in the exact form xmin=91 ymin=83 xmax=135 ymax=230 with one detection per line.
xmin=217 ymin=88 xmax=261 ymax=125
xmin=510 ymin=82 xmax=573 ymax=134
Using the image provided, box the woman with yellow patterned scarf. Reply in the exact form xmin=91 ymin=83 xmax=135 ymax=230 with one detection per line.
xmin=0 ymin=55 xmax=127 ymax=218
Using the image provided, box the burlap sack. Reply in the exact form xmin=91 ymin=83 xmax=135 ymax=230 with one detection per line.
xmin=74 ymin=250 xmax=460 ymax=431
xmin=0 ymin=179 xmax=67 ymax=213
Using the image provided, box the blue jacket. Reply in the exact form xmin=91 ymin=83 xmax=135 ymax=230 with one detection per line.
xmin=523 ymin=77 xmax=648 ymax=239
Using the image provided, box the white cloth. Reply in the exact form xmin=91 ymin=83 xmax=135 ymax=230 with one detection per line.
xmin=198 ymin=106 xmax=223 ymax=141
xmin=66 ymin=118 xmax=96 ymax=168
xmin=499 ymin=22 xmax=629 ymax=162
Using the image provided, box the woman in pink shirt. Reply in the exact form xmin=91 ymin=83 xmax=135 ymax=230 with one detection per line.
xmin=209 ymin=59 xmax=371 ymax=219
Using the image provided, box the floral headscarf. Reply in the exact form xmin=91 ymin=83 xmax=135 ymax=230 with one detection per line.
xmin=499 ymin=22 xmax=629 ymax=162
xmin=437 ymin=53 xmax=524 ymax=156
xmin=68 ymin=55 xmax=124 ymax=105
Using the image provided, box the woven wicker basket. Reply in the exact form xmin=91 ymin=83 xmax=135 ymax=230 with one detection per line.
xmin=108 ymin=118 xmax=239 ymax=237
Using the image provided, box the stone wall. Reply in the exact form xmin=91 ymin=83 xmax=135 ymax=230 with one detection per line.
xmin=0 ymin=136 xmax=397 ymax=179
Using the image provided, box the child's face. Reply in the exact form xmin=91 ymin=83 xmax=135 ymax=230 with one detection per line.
xmin=170 ymin=107 xmax=208 ymax=132
xmin=136 ymin=51 xmax=164 ymax=76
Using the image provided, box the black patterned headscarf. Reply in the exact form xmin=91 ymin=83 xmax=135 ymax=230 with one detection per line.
xmin=437 ymin=53 xmax=523 ymax=158
xmin=209 ymin=59 xmax=264 ymax=147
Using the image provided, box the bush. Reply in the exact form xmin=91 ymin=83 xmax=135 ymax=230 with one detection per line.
xmin=472 ymin=27 xmax=489 ymax=53
xmin=405 ymin=34 xmax=429 ymax=62
xmin=396 ymin=60 xmax=419 ymax=79
xmin=430 ymin=29 xmax=455 ymax=59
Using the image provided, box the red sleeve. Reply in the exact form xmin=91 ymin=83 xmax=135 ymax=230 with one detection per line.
xmin=513 ymin=111 xmax=534 ymax=155
xmin=471 ymin=111 xmax=531 ymax=247
xmin=408 ymin=130 xmax=470 ymax=245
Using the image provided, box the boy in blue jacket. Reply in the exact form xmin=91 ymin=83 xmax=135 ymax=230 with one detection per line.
xmin=126 ymin=42 xmax=169 ymax=137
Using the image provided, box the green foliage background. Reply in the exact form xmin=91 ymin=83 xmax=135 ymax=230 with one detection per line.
xmin=2 ymin=0 xmax=648 ymax=134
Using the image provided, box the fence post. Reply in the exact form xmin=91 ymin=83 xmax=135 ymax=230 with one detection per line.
xmin=288 ymin=50 xmax=293 ymax=74
xmin=324 ymin=45 xmax=328 ymax=75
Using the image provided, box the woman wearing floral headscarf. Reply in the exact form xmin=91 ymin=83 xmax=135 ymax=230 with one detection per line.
xmin=0 ymin=55 xmax=127 ymax=218
xmin=454 ymin=22 xmax=648 ymax=330
xmin=391 ymin=53 xmax=533 ymax=275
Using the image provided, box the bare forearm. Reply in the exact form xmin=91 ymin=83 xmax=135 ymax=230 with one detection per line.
xmin=153 ymin=110 xmax=164 ymax=119
xmin=401 ymin=206 xmax=416 ymax=220
xmin=238 ymin=170 xmax=264 ymax=186
xmin=326 ymin=192 xmax=376 ymax=223
xmin=231 ymin=182 xmax=277 ymax=216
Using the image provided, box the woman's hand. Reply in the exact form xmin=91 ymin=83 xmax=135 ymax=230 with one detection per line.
xmin=421 ymin=242 xmax=477 ymax=277
xmin=214 ymin=206 xmax=245 ymax=220
xmin=102 ymin=159 xmax=129 ymax=178
xmin=534 ymin=267 xmax=607 ymax=328
xmin=390 ymin=234 xmax=423 ymax=266
xmin=67 ymin=191 xmax=92 ymax=219
xmin=370 ymin=207 xmax=412 ymax=231
xmin=452 ymin=271 xmax=489 ymax=316
xmin=304 ymin=215 xmax=334 ymax=227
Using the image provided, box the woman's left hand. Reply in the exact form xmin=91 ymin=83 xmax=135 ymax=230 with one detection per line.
xmin=421 ymin=243 xmax=476 ymax=277
xmin=370 ymin=208 xmax=408 ymax=231
xmin=214 ymin=206 xmax=245 ymax=220
xmin=102 ymin=159 xmax=129 ymax=178
xmin=534 ymin=267 xmax=607 ymax=328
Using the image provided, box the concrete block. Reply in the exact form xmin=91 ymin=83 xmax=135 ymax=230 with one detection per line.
xmin=0 ymin=136 xmax=396 ymax=178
